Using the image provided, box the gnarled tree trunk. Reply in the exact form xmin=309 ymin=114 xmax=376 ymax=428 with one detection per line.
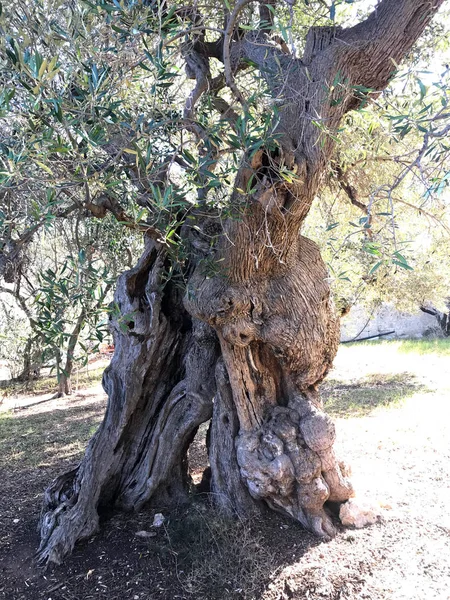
xmin=38 ymin=243 xmax=219 ymax=563
xmin=38 ymin=0 xmax=444 ymax=564
xmin=185 ymin=231 xmax=352 ymax=536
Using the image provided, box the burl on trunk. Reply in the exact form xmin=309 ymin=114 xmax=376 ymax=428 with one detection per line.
xmin=186 ymin=225 xmax=354 ymax=537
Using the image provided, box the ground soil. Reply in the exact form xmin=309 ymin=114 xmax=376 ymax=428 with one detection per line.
xmin=0 ymin=342 xmax=449 ymax=600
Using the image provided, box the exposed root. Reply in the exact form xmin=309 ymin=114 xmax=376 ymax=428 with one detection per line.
xmin=37 ymin=467 xmax=98 ymax=565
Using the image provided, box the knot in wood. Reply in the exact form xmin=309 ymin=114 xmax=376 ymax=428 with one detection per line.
xmin=221 ymin=318 xmax=258 ymax=347
xmin=300 ymin=412 xmax=336 ymax=452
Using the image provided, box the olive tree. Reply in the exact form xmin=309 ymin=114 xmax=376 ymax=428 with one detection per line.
xmin=0 ymin=0 xmax=446 ymax=564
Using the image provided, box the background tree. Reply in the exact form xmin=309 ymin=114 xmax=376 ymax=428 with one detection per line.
xmin=32 ymin=220 xmax=116 ymax=396
xmin=309 ymin=59 xmax=450 ymax=317
xmin=0 ymin=0 xmax=448 ymax=565
xmin=0 ymin=209 xmax=140 ymax=388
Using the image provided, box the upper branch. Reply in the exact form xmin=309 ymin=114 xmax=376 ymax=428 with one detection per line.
xmin=337 ymin=0 xmax=445 ymax=91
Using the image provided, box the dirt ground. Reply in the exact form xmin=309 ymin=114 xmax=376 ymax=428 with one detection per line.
xmin=0 ymin=341 xmax=449 ymax=600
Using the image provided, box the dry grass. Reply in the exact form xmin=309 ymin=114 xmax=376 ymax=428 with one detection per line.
xmin=0 ymin=364 xmax=106 ymax=398
xmin=146 ymin=506 xmax=276 ymax=599
xmin=322 ymin=371 xmax=425 ymax=417
xmin=0 ymin=397 xmax=103 ymax=469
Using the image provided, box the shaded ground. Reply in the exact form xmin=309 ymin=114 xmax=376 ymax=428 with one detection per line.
xmin=1 ymin=340 xmax=449 ymax=599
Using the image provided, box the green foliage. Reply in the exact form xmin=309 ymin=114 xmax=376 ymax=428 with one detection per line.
xmin=0 ymin=0 xmax=285 ymax=250
xmin=33 ymin=251 xmax=111 ymax=370
xmin=0 ymin=295 xmax=31 ymax=377
xmin=1 ymin=0 xmax=450 ymax=380
xmin=304 ymin=36 xmax=450 ymax=314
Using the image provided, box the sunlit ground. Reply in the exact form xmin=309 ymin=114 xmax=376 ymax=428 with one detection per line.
xmin=1 ymin=339 xmax=449 ymax=599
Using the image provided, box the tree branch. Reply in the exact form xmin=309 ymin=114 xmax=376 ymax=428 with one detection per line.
xmin=339 ymin=0 xmax=445 ymax=93
xmin=0 ymin=286 xmax=32 ymax=319
xmin=183 ymin=44 xmax=211 ymax=123
xmin=420 ymin=305 xmax=438 ymax=317
xmin=334 ymin=163 xmax=369 ymax=214
xmin=223 ymin=0 xmax=256 ymax=106
xmin=210 ymin=96 xmax=240 ymax=131
xmin=84 ymin=196 xmax=160 ymax=239
xmin=392 ymin=196 xmax=450 ymax=235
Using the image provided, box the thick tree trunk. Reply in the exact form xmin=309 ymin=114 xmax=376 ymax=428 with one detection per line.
xmin=186 ymin=229 xmax=353 ymax=537
xmin=38 ymin=240 xmax=218 ymax=563
xmin=39 ymin=226 xmax=351 ymax=564
xmin=38 ymin=0 xmax=444 ymax=564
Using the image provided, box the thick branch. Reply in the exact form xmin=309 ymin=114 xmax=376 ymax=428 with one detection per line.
xmin=183 ymin=46 xmax=211 ymax=122
xmin=340 ymin=0 xmax=445 ymax=92
xmin=210 ymin=96 xmax=240 ymax=131
xmin=84 ymin=196 xmax=160 ymax=239
xmin=223 ymin=0 xmax=255 ymax=105
xmin=218 ymin=0 xmax=445 ymax=226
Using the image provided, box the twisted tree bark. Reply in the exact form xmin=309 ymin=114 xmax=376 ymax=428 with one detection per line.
xmin=38 ymin=243 xmax=219 ymax=563
xmin=185 ymin=232 xmax=352 ymax=536
xmin=38 ymin=0 xmax=444 ymax=564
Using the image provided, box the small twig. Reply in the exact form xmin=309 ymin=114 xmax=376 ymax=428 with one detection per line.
xmin=387 ymin=189 xmax=397 ymax=251
xmin=288 ymin=3 xmax=296 ymax=57
xmin=341 ymin=303 xmax=380 ymax=342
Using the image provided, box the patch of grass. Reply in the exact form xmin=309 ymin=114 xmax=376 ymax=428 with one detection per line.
xmin=396 ymin=337 xmax=450 ymax=356
xmin=0 ymin=403 xmax=103 ymax=469
xmin=344 ymin=337 xmax=450 ymax=356
xmin=323 ymin=372 xmax=425 ymax=418
xmin=145 ymin=505 xmax=275 ymax=599
xmin=1 ymin=366 xmax=105 ymax=398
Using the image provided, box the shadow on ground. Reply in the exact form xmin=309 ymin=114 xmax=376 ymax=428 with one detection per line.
xmin=2 ymin=341 xmax=450 ymax=600
xmin=322 ymin=372 xmax=426 ymax=418
xmin=0 ymin=400 xmax=104 ymax=469
xmin=0 ymin=396 xmax=325 ymax=600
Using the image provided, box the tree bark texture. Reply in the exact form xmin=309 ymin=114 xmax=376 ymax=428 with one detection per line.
xmin=38 ymin=0 xmax=444 ymax=563
xmin=38 ymin=242 xmax=219 ymax=563
xmin=185 ymin=233 xmax=351 ymax=537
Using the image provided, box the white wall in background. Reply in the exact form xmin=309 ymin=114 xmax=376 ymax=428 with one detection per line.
xmin=340 ymin=303 xmax=439 ymax=342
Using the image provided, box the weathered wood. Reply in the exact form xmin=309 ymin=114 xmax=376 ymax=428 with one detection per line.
xmin=209 ymin=358 xmax=259 ymax=516
xmin=187 ymin=235 xmax=353 ymax=535
xmin=38 ymin=240 xmax=217 ymax=564
xmin=38 ymin=0 xmax=444 ymax=564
